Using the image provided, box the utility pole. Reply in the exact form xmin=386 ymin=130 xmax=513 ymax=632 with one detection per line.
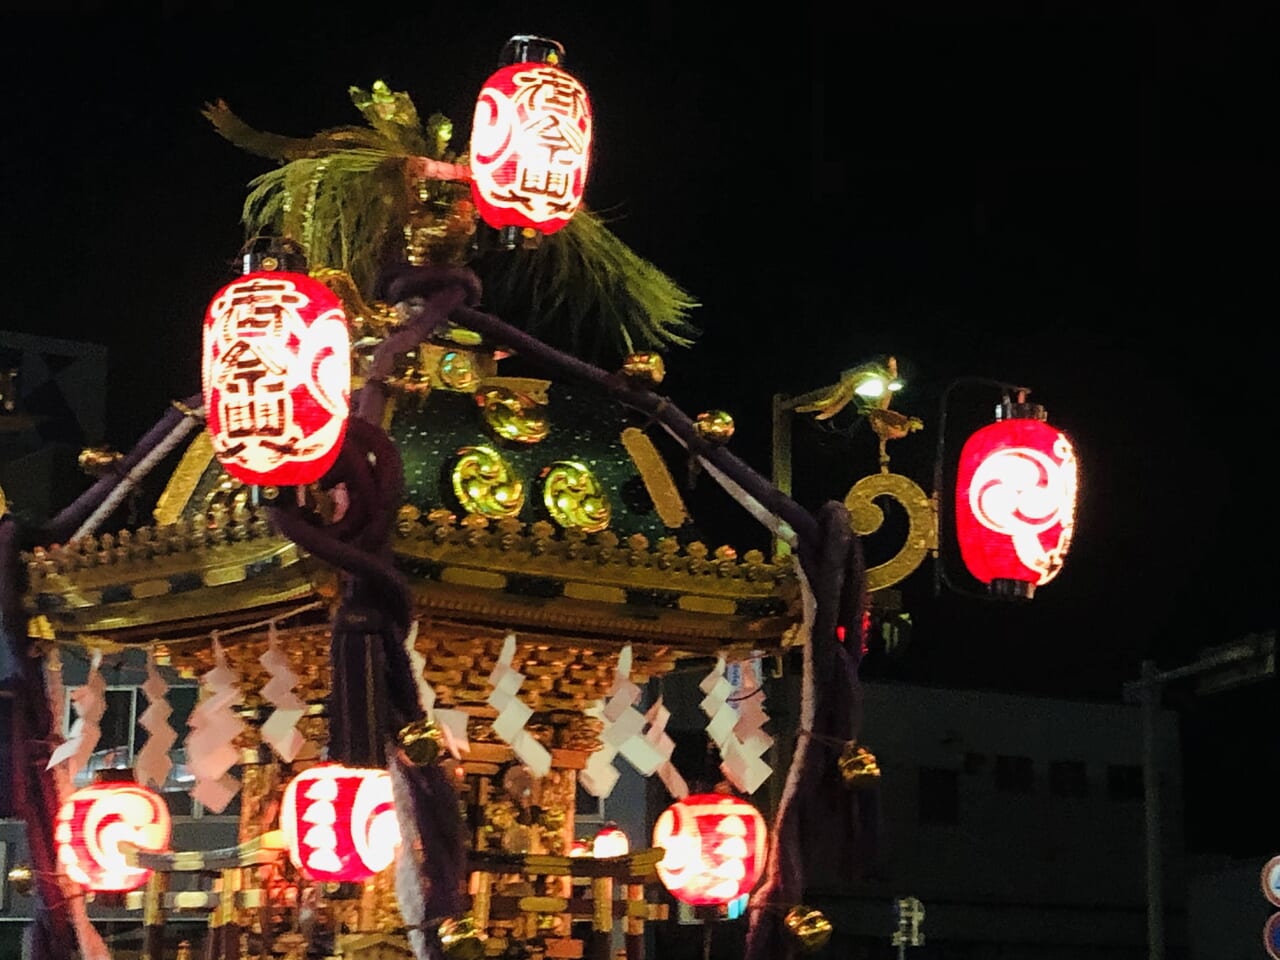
xmin=1123 ymin=631 xmax=1275 ymax=960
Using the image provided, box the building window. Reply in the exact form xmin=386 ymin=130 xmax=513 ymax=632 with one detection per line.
xmin=918 ymin=767 xmax=959 ymax=824
xmin=1049 ymin=760 xmax=1089 ymax=798
xmin=993 ymin=754 xmax=1034 ymax=794
xmin=1107 ymin=764 xmax=1144 ymax=801
xmin=575 ymin=781 xmax=605 ymax=824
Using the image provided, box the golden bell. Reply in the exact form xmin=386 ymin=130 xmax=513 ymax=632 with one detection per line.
xmin=397 ymin=718 xmax=443 ymax=766
xmin=7 ymin=863 xmax=34 ymax=896
xmin=837 ymin=740 xmax=881 ymax=788
xmin=438 ymin=915 xmax=486 ymax=960
xmin=784 ymin=905 xmax=833 ymax=953
xmin=620 ymin=352 xmax=665 ymax=386
xmin=694 ymin=410 xmax=735 ymax=444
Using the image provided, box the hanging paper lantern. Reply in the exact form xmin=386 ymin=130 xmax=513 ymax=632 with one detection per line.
xmin=469 ymin=43 xmax=593 ymax=236
xmin=280 ymin=764 xmax=399 ymax=883
xmin=202 ymin=270 xmax=350 ymax=487
xmin=54 ymin=782 xmax=172 ymax=892
xmin=954 ymin=403 xmax=1078 ymax=599
xmin=652 ymin=793 xmax=767 ymax=906
xmin=592 ymin=822 xmax=630 ymax=858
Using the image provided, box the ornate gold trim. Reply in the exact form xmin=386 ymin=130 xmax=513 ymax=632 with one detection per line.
xmin=620 ymin=427 xmax=689 ymax=528
xmin=153 ymin=431 xmax=214 ymax=526
xmin=844 ymin=472 xmax=938 ymax=591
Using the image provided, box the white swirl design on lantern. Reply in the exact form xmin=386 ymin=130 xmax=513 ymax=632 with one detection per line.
xmin=350 ymin=770 xmax=399 ymax=875
xmin=56 ymin=785 xmax=171 ymax=891
xmin=968 ymin=438 xmax=1077 ymax=585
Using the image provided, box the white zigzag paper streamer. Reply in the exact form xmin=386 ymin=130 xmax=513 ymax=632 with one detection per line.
xmin=134 ymin=646 xmax=176 ymax=789
xmin=699 ymin=656 xmax=774 ymax=795
xmin=48 ymin=649 xmax=105 ymax=780
xmin=580 ymin=645 xmax=666 ymax=799
xmin=487 ymin=634 xmax=550 ymax=777
xmin=184 ymin=636 xmax=244 ymax=812
xmin=721 ymin=658 xmax=774 ymax=794
xmin=259 ymin=622 xmax=308 ymax=763
xmin=404 ymin=621 xmax=470 ymax=760
xmin=644 ymin=697 xmax=689 ymax=799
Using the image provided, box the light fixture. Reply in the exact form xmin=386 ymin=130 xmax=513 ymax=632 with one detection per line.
xmin=281 ymin=764 xmax=400 ymax=883
xmin=592 ymin=822 xmax=629 ymax=858
xmin=953 ymin=393 xmax=1078 ymax=599
xmin=54 ymin=782 xmax=172 ymax=892
xmin=202 ymin=238 xmax=351 ymax=488
xmin=652 ymin=793 xmax=767 ymax=906
xmin=469 ymin=35 xmax=593 ymax=241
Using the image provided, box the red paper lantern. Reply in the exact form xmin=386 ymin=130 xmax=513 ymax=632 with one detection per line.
xmin=592 ymin=822 xmax=630 ymax=858
xmin=202 ymin=270 xmax=350 ymax=487
xmin=652 ymin=793 xmax=768 ymax=906
xmin=54 ymin=783 xmax=172 ymax=892
xmin=955 ymin=404 xmax=1078 ymax=599
xmin=281 ymin=764 xmax=399 ymax=883
xmin=469 ymin=48 xmax=592 ymax=236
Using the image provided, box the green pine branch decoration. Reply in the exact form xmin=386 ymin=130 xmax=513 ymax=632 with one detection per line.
xmin=204 ymin=81 xmax=700 ymax=359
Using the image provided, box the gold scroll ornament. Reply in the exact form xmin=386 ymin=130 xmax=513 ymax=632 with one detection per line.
xmin=844 ymin=472 xmax=937 ymax=592
xmin=453 ymin=446 xmax=526 ymax=519
xmin=541 ymin=461 xmax=611 ymax=533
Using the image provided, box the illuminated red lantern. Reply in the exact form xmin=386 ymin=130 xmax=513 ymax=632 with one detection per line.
xmin=281 ymin=764 xmax=399 ymax=883
xmin=652 ymin=793 xmax=767 ymax=906
xmin=202 ymin=269 xmax=350 ymax=487
xmin=469 ymin=37 xmax=592 ymax=236
xmin=55 ymin=783 xmax=172 ymax=892
xmin=955 ymin=401 xmax=1078 ymax=599
xmin=592 ymin=822 xmax=630 ymax=858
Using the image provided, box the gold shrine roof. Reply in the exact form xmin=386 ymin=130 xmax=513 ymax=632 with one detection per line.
xmin=22 ymin=488 xmax=798 ymax=653
xmin=23 ymin=348 xmax=803 ymax=654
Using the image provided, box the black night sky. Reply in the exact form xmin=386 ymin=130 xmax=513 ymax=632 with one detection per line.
xmin=1 ymin=4 xmax=1274 ymax=857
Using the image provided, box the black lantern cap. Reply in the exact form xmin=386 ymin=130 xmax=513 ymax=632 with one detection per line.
xmin=499 ymin=35 xmax=565 ymax=67
xmin=241 ymin=236 xmax=308 ymax=275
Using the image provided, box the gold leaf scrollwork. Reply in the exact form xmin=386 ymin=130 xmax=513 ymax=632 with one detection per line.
xmin=452 ymin=446 xmax=525 ymax=519
xmin=541 ymin=461 xmax=611 ymax=533
xmin=844 ymin=472 xmax=937 ymax=592
xmin=477 ymin=386 xmax=550 ymax=445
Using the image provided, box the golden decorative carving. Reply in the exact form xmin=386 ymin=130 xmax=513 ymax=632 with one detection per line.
xmin=619 ymin=427 xmax=688 ymax=528
xmin=784 ymin=905 xmax=833 ymax=953
xmin=693 ymin=410 xmax=735 ymax=444
xmin=452 ymin=446 xmax=525 ymax=519
xmin=153 ymin=431 xmax=214 ymax=527
xmin=439 ymin=349 xmax=480 ymax=391
xmin=619 ymin=353 xmax=665 ymax=386
xmin=477 ymin=386 xmax=550 ymax=444
xmin=844 ymin=472 xmax=937 ymax=592
xmin=837 ymin=740 xmax=881 ymax=788
xmin=541 ymin=461 xmax=610 ymax=533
